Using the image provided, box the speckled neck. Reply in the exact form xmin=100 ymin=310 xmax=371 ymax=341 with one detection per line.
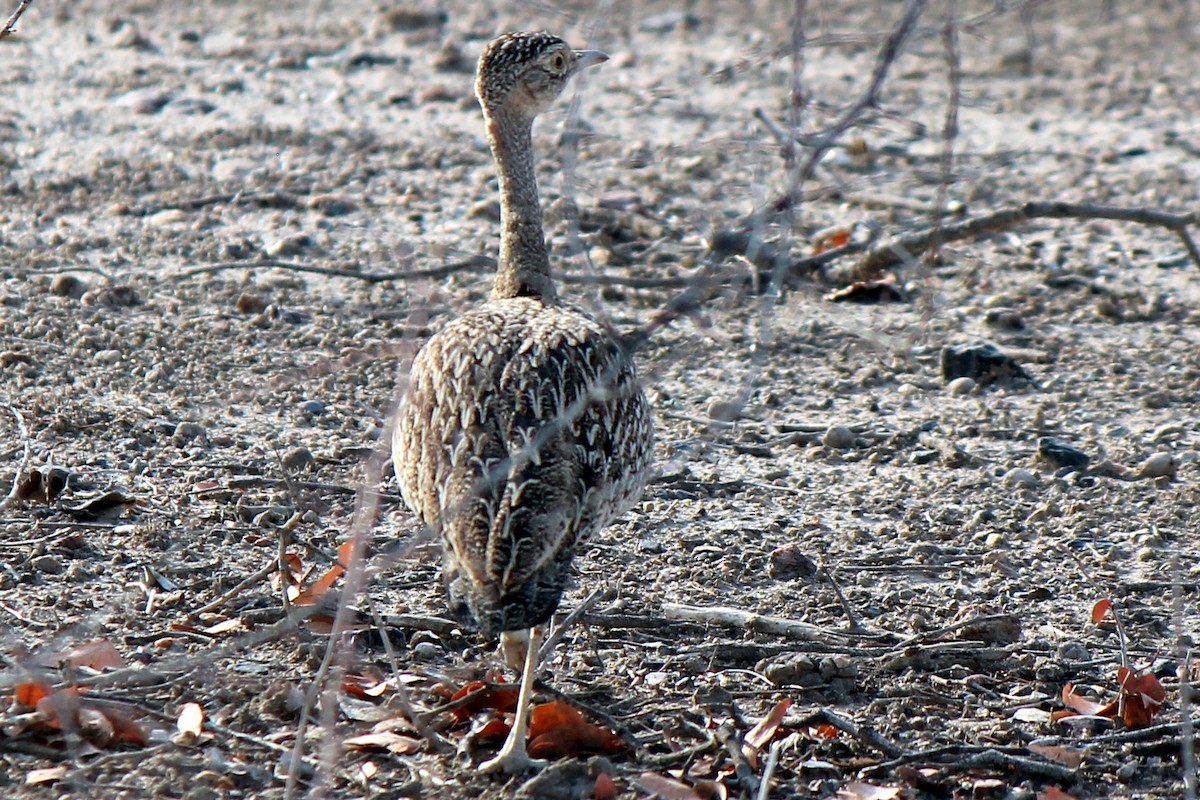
xmin=486 ymin=109 xmax=556 ymax=303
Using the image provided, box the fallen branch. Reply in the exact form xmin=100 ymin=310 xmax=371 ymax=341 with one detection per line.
xmin=1 ymin=0 xmax=32 ymax=39
xmin=662 ymin=602 xmax=852 ymax=645
xmin=829 ymin=201 xmax=1200 ymax=284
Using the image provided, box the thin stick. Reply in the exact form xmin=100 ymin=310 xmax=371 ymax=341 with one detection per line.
xmin=845 ymin=201 xmax=1200 ymax=280
xmin=1174 ymin=551 xmax=1197 ymax=800
xmin=0 ymin=405 xmax=31 ymax=514
xmin=662 ymin=602 xmax=852 ymax=645
xmin=0 ymin=0 xmax=32 ymax=38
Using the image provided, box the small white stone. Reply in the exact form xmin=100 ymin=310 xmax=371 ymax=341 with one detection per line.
xmin=1139 ymin=452 xmax=1176 ymax=479
xmin=821 ymin=425 xmax=856 ymax=449
xmin=947 ymin=376 xmax=976 ymax=395
xmin=1003 ymin=468 xmax=1038 ymax=489
xmin=145 ymin=208 xmax=187 ymax=227
xmin=93 ymin=349 xmax=122 ymax=364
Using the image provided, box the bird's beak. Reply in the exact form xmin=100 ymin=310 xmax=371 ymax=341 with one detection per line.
xmin=573 ymin=49 xmax=609 ymax=70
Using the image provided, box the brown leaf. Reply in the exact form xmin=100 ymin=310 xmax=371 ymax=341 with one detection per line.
xmin=343 ymin=672 xmax=389 ymax=700
xmin=1028 ymin=743 xmax=1086 ymax=769
xmin=449 ymin=679 xmax=518 ymax=725
xmin=592 ymin=772 xmax=617 ymax=800
xmin=54 ymin=638 xmax=126 ymax=671
xmin=26 ymin=767 xmax=68 ymax=786
xmin=527 ymin=701 xmax=624 ymax=758
xmin=1037 ymin=789 xmax=1078 ymax=800
xmin=1057 ymin=683 xmax=1110 ymax=717
xmin=1117 ymin=667 xmax=1164 ymax=728
xmin=826 ymin=274 xmax=904 ymax=304
xmin=343 ymin=731 xmax=421 ymax=754
xmin=836 ymin=781 xmax=901 ymax=800
xmin=1090 ymin=598 xmax=1113 ymax=624
xmin=742 ymin=697 xmax=792 ymax=767
xmin=64 ymin=489 xmax=139 ymax=518
xmin=635 ymin=772 xmax=702 ymax=800
xmin=294 ymin=542 xmax=352 ymax=606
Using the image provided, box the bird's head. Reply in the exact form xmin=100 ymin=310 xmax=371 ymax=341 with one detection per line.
xmin=475 ymin=31 xmax=608 ymax=123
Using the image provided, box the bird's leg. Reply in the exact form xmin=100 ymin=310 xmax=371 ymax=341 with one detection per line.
xmin=480 ymin=626 xmax=547 ymax=774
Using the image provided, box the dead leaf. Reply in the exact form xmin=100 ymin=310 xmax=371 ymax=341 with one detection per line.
xmin=692 ymin=778 xmax=729 ymax=800
xmin=343 ymin=673 xmax=389 ymax=700
xmin=1037 ymin=788 xmax=1078 ymax=800
xmin=200 ymin=618 xmax=247 ymax=636
xmin=635 ymin=772 xmax=702 ymax=800
xmin=742 ymin=697 xmax=791 ymax=768
xmin=1090 ymin=598 xmax=1113 ymax=624
xmin=1057 ymin=683 xmax=1110 ymax=717
xmin=813 ymin=228 xmax=852 ymax=254
xmin=64 ymin=489 xmax=139 ymax=518
xmin=1116 ymin=666 xmax=1164 ymax=728
xmin=837 ymin=781 xmax=901 ymax=800
xmin=53 ymin=638 xmax=126 ymax=671
xmin=295 ymin=542 xmax=352 ymax=606
xmin=343 ymin=731 xmax=421 ymax=754
xmin=593 ymin=772 xmax=617 ymax=800
xmin=26 ymin=766 xmax=68 ymax=786
xmin=527 ymin=701 xmax=624 ymax=758
xmin=13 ymin=680 xmax=53 ymax=707
xmin=15 ymin=466 xmax=70 ymax=504
xmin=449 ymin=679 xmax=518 ymax=725
xmin=1028 ymin=743 xmax=1086 ymax=769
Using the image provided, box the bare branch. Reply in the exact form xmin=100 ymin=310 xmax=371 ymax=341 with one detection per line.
xmin=0 ymin=0 xmax=32 ymax=39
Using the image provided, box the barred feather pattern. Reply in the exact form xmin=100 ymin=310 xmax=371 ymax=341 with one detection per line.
xmin=393 ymin=296 xmax=653 ymax=635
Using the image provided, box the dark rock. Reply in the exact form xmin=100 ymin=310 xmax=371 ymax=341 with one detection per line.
xmin=940 ymin=342 xmax=1028 ymax=384
xmin=1038 ymin=437 xmax=1090 ymax=470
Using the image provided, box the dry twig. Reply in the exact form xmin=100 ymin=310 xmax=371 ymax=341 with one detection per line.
xmin=0 ymin=405 xmax=31 ymax=514
xmin=662 ymin=602 xmax=852 ymax=645
xmin=0 ymin=0 xmax=32 ymax=39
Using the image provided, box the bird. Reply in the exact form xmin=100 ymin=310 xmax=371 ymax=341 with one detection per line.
xmin=392 ymin=31 xmax=654 ymax=774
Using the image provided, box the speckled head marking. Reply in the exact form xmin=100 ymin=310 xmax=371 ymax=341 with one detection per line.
xmin=476 ymin=31 xmax=607 ymax=120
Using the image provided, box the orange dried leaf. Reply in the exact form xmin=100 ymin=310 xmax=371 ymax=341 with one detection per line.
xmin=1117 ymin=667 xmax=1164 ymax=728
xmin=527 ymin=701 xmax=624 ymax=758
xmin=42 ymin=639 xmax=126 ymax=671
xmin=635 ymin=772 xmax=702 ymax=800
xmin=343 ymin=673 xmax=389 ymax=700
xmin=449 ymin=680 xmax=518 ymax=724
xmin=177 ymin=702 xmax=204 ymax=738
xmin=593 ymin=771 xmax=617 ymax=800
xmin=742 ymin=697 xmax=792 ymax=765
xmin=1037 ymin=789 xmax=1078 ymax=800
xmin=1059 ymin=683 xmax=1110 ymax=717
xmin=13 ymin=680 xmax=52 ymax=707
xmin=1028 ymin=743 xmax=1085 ymax=769
xmin=200 ymin=618 xmax=246 ymax=636
xmin=476 ymin=717 xmax=511 ymax=742
xmin=294 ymin=561 xmax=345 ymax=606
xmin=1090 ymin=599 xmax=1113 ymax=624
xmin=837 ymin=782 xmax=901 ymax=800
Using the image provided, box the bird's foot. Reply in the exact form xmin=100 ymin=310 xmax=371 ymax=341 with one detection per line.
xmin=479 ymin=740 xmax=546 ymax=775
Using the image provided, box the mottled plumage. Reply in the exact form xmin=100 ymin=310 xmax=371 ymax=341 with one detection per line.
xmin=392 ymin=32 xmax=653 ymax=773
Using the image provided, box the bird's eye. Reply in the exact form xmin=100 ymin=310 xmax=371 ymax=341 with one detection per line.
xmin=548 ymin=51 xmax=566 ymax=72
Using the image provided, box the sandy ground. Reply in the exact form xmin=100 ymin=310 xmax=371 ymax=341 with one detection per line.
xmin=2 ymin=1 xmax=1200 ymax=798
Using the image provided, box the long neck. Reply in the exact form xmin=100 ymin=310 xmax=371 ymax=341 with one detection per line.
xmin=486 ymin=112 xmax=556 ymax=302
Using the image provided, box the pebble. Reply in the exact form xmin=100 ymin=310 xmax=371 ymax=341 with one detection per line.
xmin=50 ymin=274 xmax=88 ymax=298
xmin=1002 ymin=467 xmax=1038 ymax=489
xmin=117 ymin=87 xmax=173 ymax=114
xmin=941 ymin=342 xmax=1028 ymax=383
xmin=983 ymin=307 xmax=1026 ymax=330
xmin=297 ymin=400 xmax=325 ymax=416
xmin=264 ymin=234 xmax=312 ymax=257
xmin=281 ymin=446 xmax=316 ymax=473
xmin=1056 ymin=641 xmax=1091 ymax=663
xmin=767 ymin=542 xmax=817 ymax=580
xmin=412 ymin=642 xmax=442 ymax=661
xmin=1139 ymin=452 xmax=1176 ymax=479
xmin=32 ymin=554 xmax=65 ymax=574
xmin=706 ymin=397 xmax=743 ymax=422
xmin=821 ymin=425 xmax=856 ymax=449
xmin=639 ymin=11 xmax=701 ymax=32
xmin=93 ymin=349 xmax=122 ymax=364
xmin=173 ymin=421 xmax=207 ymax=441
xmin=145 ymin=208 xmax=188 ymax=227
xmin=946 ymin=376 xmax=976 ymax=395
xmin=1037 ymin=437 xmax=1090 ymax=470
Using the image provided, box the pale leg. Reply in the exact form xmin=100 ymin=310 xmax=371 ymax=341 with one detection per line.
xmin=480 ymin=626 xmax=547 ymax=774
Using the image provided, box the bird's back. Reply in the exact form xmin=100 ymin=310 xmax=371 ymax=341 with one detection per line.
xmin=393 ymin=296 xmax=652 ymax=634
